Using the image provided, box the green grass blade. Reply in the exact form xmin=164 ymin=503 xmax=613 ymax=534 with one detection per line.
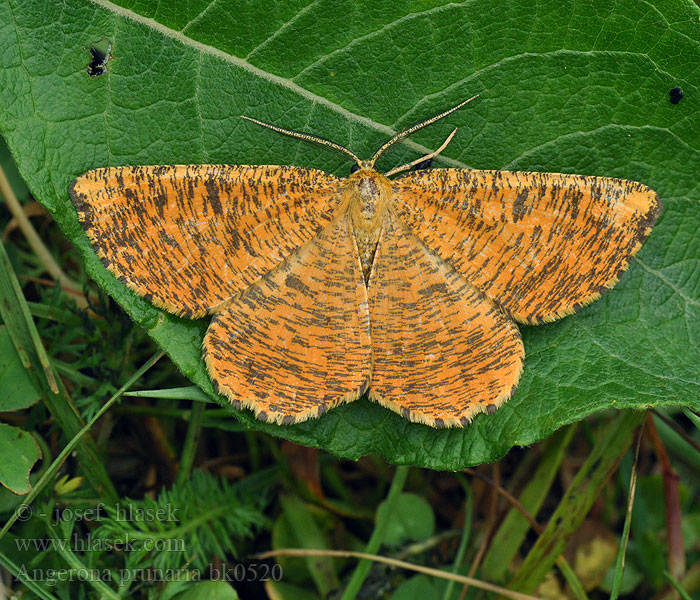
xmin=481 ymin=424 xmax=577 ymax=581
xmin=508 ymin=410 xmax=645 ymax=593
xmin=0 ymin=237 xmax=117 ymax=501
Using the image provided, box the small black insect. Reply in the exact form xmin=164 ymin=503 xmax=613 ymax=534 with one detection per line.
xmin=669 ymin=86 xmax=684 ymax=105
xmin=411 ymin=157 xmax=434 ymax=171
xmin=86 ymin=40 xmax=112 ymax=78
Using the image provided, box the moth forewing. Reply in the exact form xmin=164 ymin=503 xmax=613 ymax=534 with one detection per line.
xmin=391 ymin=169 xmax=661 ymax=325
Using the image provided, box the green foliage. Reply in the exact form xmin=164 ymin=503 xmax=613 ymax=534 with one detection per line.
xmin=0 ymin=136 xmax=28 ymax=201
xmin=391 ymin=568 xmax=471 ymax=600
xmin=376 ymin=493 xmax=435 ymax=547
xmin=95 ymin=469 xmax=270 ymax=573
xmin=0 ymin=423 xmax=41 ymax=495
xmin=1 ymin=0 xmax=698 ymax=468
xmin=171 ymin=580 xmax=239 ymax=600
xmin=0 ymin=326 xmax=41 ymax=410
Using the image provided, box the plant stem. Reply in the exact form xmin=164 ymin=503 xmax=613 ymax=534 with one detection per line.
xmin=176 ymin=401 xmax=205 ymax=485
xmin=339 ymin=465 xmax=409 ymax=599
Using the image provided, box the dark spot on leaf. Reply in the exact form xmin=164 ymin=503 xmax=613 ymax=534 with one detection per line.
xmin=86 ymin=39 xmax=112 ymax=78
xmin=669 ymin=86 xmax=684 ymax=104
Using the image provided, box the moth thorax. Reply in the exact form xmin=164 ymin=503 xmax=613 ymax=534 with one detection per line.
xmin=348 ymin=172 xmax=389 ymax=282
xmin=359 ymin=176 xmax=380 ymax=217
xmin=348 ymin=173 xmax=389 ymax=228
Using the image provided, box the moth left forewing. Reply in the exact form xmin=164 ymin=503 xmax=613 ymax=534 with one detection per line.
xmin=392 ymin=169 xmax=661 ymax=324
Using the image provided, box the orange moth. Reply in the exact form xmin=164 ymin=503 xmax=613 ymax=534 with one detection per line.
xmin=70 ymin=98 xmax=661 ymax=427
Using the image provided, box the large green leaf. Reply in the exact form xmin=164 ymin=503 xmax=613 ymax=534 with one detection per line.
xmin=1 ymin=0 xmax=698 ymax=470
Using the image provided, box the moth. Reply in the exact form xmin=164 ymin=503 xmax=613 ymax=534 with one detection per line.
xmin=70 ymin=98 xmax=661 ymax=427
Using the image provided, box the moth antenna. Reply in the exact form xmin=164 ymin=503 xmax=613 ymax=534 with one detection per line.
xmin=384 ymin=128 xmax=458 ymax=177
xmin=241 ymin=116 xmax=362 ymax=166
xmin=369 ymin=94 xmax=479 ymax=168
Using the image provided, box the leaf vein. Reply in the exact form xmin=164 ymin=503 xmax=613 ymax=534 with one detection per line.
xmin=245 ymin=0 xmax=322 ymax=61
xmin=180 ymin=0 xmax=220 ymax=35
xmin=634 ymin=256 xmax=700 ymax=309
xmin=574 ymin=320 xmax=700 ymax=388
xmin=86 ymin=0 xmax=468 ymax=167
xmin=501 ymin=124 xmax=699 ymax=171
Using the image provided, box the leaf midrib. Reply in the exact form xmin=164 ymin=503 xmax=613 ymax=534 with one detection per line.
xmin=90 ymin=0 xmax=473 ymax=167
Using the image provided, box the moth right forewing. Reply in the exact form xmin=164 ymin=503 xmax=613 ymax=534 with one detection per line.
xmin=70 ymin=164 xmax=345 ymax=317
